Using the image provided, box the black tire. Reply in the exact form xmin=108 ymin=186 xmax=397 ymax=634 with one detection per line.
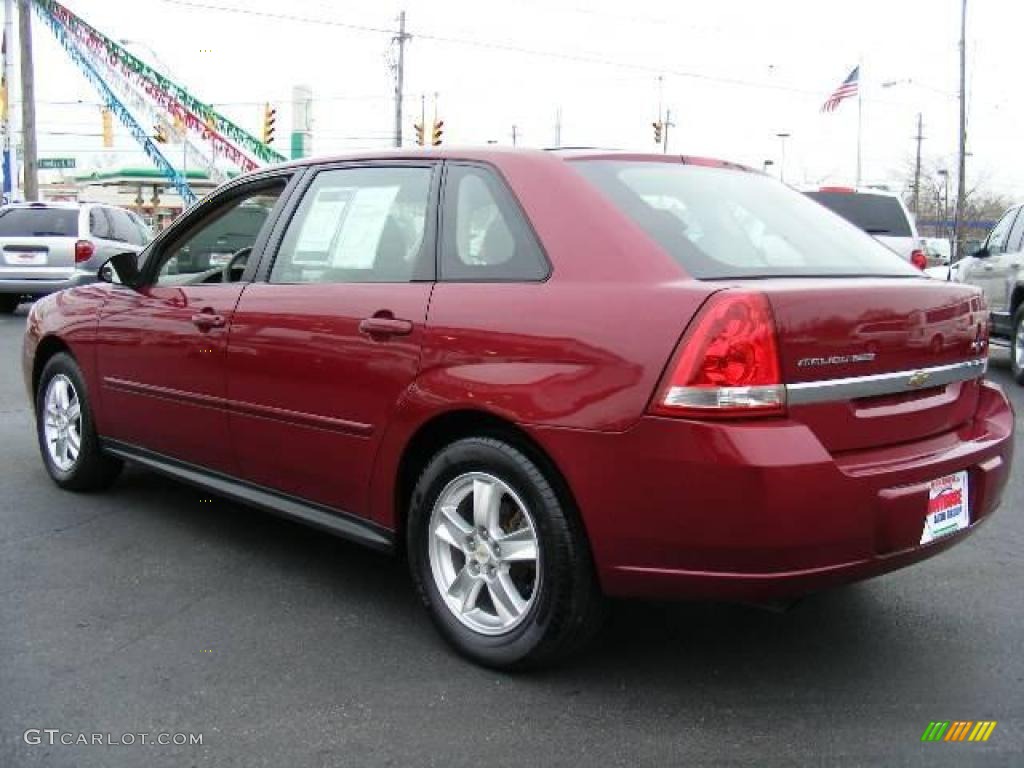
xmin=1012 ymin=306 xmax=1024 ymax=385
xmin=0 ymin=294 xmax=20 ymax=314
xmin=407 ymin=437 xmax=605 ymax=670
xmin=35 ymin=352 xmax=122 ymax=491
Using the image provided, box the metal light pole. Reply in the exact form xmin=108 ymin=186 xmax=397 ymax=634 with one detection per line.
xmin=775 ymin=132 xmax=790 ymax=183
xmin=4 ymin=0 xmax=19 ymax=201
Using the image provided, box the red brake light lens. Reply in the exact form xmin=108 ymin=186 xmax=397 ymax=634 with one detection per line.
xmin=74 ymin=240 xmax=95 ymax=264
xmin=910 ymin=249 xmax=927 ymax=270
xmin=650 ymin=292 xmax=785 ymax=418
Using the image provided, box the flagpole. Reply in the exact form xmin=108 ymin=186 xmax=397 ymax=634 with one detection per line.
xmin=855 ymin=59 xmax=863 ymax=187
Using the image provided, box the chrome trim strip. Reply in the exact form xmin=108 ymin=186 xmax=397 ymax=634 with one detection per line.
xmin=786 ymin=358 xmax=987 ymax=406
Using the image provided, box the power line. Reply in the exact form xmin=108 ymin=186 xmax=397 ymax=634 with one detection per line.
xmin=150 ymin=0 xmax=831 ymax=98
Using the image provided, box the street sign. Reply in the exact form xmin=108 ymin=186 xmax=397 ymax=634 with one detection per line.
xmin=38 ymin=158 xmax=76 ymax=170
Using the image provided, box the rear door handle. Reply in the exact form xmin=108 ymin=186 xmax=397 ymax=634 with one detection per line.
xmin=191 ymin=309 xmax=226 ymax=330
xmin=359 ymin=316 xmax=413 ymax=338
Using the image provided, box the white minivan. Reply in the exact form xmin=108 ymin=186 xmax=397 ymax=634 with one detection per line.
xmin=804 ymin=187 xmax=927 ymax=270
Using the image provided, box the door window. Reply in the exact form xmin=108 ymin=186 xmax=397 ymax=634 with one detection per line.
xmin=153 ymin=183 xmax=286 ymax=286
xmin=441 ymin=165 xmax=548 ymax=281
xmin=1005 ymin=206 xmax=1024 ymax=254
xmin=270 ymin=166 xmax=432 ymax=284
xmin=985 ymin=208 xmax=1019 ymax=255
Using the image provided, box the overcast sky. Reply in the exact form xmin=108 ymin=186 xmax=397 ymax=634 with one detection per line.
xmin=21 ymin=0 xmax=1024 ymax=200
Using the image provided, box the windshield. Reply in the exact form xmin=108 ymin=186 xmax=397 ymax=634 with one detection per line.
xmin=804 ymin=191 xmax=913 ymax=237
xmin=0 ymin=207 xmax=79 ymax=237
xmin=572 ymin=161 xmax=918 ymax=279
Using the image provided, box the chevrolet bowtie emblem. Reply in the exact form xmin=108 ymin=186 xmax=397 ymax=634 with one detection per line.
xmin=908 ymin=370 xmax=931 ymax=387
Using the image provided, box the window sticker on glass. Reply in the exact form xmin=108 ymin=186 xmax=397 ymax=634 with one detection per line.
xmin=328 ymin=186 xmax=401 ymax=268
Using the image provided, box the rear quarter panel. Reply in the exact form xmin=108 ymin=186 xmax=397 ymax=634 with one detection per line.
xmin=368 ymin=155 xmax=718 ymax=527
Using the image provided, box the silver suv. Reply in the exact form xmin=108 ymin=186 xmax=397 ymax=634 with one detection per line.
xmin=954 ymin=202 xmax=1024 ymax=384
xmin=0 ymin=202 xmax=151 ymax=313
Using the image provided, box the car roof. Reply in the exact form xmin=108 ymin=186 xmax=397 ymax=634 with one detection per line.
xmin=259 ymin=146 xmax=757 ymax=174
xmin=1 ymin=201 xmax=84 ymax=210
xmin=802 ymin=186 xmax=903 ymax=198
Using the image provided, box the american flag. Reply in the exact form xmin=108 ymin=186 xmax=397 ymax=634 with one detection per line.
xmin=821 ymin=66 xmax=859 ymax=112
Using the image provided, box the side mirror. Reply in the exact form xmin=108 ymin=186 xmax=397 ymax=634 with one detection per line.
xmin=99 ymin=251 xmax=142 ymax=288
xmin=971 ymin=245 xmax=991 ymax=259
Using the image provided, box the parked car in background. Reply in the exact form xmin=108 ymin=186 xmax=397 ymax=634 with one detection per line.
xmin=804 ymin=186 xmax=928 ymax=270
xmin=956 ymin=202 xmax=1024 ymax=383
xmin=0 ymin=201 xmax=151 ymax=313
xmin=23 ymin=149 xmax=1012 ymax=668
xmin=923 ymin=236 xmax=951 ymax=266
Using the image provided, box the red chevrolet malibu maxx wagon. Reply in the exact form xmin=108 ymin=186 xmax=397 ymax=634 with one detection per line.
xmin=23 ymin=149 xmax=1013 ymax=668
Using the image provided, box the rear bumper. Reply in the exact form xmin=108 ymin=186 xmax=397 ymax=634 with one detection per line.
xmin=0 ymin=271 xmax=96 ymax=297
xmin=531 ymin=380 xmax=1014 ymax=601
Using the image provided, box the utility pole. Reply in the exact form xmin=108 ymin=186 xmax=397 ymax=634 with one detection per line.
xmin=392 ymin=10 xmax=409 ymax=148
xmin=553 ymin=106 xmax=561 ymax=148
xmin=511 ymin=124 xmax=517 ymax=146
xmin=953 ymin=0 xmax=968 ymax=259
xmin=776 ymin=132 xmax=791 ymax=183
xmin=17 ymin=0 xmax=36 ymax=200
xmin=662 ymin=108 xmax=673 ymax=154
xmin=912 ymin=112 xmax=923 ymax=219
xmin=4 ymin=0 xmax=19 ymax=201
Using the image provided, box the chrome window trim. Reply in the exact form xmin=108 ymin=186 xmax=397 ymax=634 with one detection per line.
xmin=786 ymin=358 xmax=987 ymax=406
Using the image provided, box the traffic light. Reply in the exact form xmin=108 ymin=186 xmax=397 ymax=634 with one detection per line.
xmin=652 ymin=120 xmax=663 ymax=145
xmin=153 ymin=123 xmax=168 ymax=143
xmin=414 ymin=122 xmax=425 ymax=146
xmin=101 ymin=108 xmax=113 ymax=148
xmin=431 ymin=119 xmax=444 ymax=146
xmin=262 ymin=103 xmax=276 ymax=145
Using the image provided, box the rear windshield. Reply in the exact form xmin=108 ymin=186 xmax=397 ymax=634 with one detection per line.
xmin=0 ymin=207 xmax=79 ymax=237
xmin=804 ymin=191 xmax=912 ymax=237
xmin=572 ymin=161 xmax=917 ymax=279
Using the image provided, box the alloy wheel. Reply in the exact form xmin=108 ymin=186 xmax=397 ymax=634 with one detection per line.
xmin=43 ymin=374 xmax=82 ymax=472
xmin=1016 ymin=317 xmax=1024 ymax=369
xmin=428 ymin=472 xmax=541 ymax=635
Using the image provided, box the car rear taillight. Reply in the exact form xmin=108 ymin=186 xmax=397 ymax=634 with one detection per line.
xmin=74 ymin=240 xmax=95 ymax=264
xmin=649 ymin=292 xmax=785 ymax=419
xmin=910 ymin=249 xmax=927 ymax=270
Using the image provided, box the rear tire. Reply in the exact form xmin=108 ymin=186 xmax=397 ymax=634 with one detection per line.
xmin=0 ymin=294 xmax=20 ymax=314
xmin=1012 ymin=306 xmax=1024 ymax=385
xmin=35 ymin=352 xmax=122 ymax=490
xmin=407 ymin=437 xmax=605 ymax=670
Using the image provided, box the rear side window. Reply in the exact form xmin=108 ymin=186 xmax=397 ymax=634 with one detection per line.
xmin=441 ymin=165 xmax=548 ymax=281
xmin=804 ymin=191 xmax=912 ymax=237
xmin=105 ymin=208 xmax=142 ymax=245
xmin=89 ymin=208 xmax=113 ymax=240
xmin=572 ymin=161 xmax=917 ymax=279
xmin=0 ymin=207 xmax=79 ymax=237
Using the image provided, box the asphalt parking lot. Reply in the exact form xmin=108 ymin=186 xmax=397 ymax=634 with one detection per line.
xmin=0 ymin=306 xmax=1021 ymax=768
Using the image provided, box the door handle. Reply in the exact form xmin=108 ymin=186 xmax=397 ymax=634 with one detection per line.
xmin=191 ymin=309 xmax=226 ymax=330
xmin=982 ymin=265 xmax=994 ymax=271
xmin=359 ymin=316 xmax=413 ymax=338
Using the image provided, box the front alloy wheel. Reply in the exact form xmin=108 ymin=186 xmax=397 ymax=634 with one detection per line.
xmin=36 ymin=352 xmax=122 ymax=490
xmin=42 ymin=374 xmax=83 ymax=472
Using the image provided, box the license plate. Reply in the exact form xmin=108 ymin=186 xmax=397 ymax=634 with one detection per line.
xmin=4 ymin=252 xmax=45 ymax=266
xmin=921 ymin=470 xmax=969 ymax=544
